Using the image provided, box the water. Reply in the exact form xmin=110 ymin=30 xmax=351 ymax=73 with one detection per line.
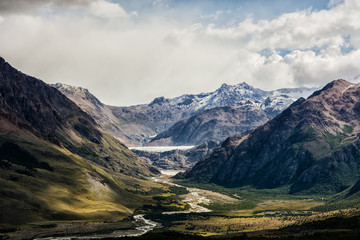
xmin=34 ymin=215 xmax=159 ymax=240
xmin=160 ymin=170 xmax=183 ymax=176
xmin=132 ymin=215 xmax=158 ymax=236
xmin=129 ymin=146 xmax=195 ymax=152
xmin=151 ymin=175 xmax=212 ymax=215
xmin=34 ymin=169 xmax=214 ymax=239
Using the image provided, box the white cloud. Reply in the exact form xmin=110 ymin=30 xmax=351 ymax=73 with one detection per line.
xmin=200 ymin=0 xmax=360 ymax=52
xmin=0 ymin=0 xmax=360 ymax=105
xmin=89 ymin=0 xmax=129 ymax=19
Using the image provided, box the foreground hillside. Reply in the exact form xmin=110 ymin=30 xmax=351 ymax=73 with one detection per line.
xmin=0 ymin=56 xmax=160 ymax=228
xmin=180 ymin=79 xmax=360 ymax=194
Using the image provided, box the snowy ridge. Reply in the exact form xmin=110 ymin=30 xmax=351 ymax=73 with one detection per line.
xmin=148 ymin=82 xmax=317 ymax=116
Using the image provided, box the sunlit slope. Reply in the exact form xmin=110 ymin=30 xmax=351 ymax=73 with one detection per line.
xmin=0 ymin=122 xmax=163 ymax=227
xmin=0 ymin=56 xmax=161 ymax=228
xmin=0 ymin=56 xmax=155 ymax=177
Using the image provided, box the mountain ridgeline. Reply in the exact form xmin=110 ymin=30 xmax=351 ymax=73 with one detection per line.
xmin=0 ymin=57 xmax=153 ymax=176
xmin=54 ymin=82 xmax=316 ymax=146
xmin=180 ymin=80 xmax=360 ymax=195
xmin=0 ymin=57 xmax=158 ymax=226
xmin=148 ymin=104 xmax=268 ymax=146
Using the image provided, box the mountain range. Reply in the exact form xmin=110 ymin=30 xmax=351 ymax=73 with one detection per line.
xmin=54 ymin=82 xmax=316 ymax=147
xmin=2 ymin=54 xmax=360 ymax=239
xmin=179 ymin=79 xmax=360 ymax=195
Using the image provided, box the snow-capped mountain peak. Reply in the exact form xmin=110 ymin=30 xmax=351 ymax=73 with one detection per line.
xmin=150 ymin=82 xmax=314 ymax=116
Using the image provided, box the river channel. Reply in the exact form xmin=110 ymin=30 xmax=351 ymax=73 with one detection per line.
xmin=34 ymin=168 xmax=237 ymax=240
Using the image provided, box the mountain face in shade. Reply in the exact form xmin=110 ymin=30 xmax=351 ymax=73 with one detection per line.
xmin=0 ymin=56 xmax=160 ymax=226
xmin=180 ymin=80 xmax=360 ymax=195
xmin=148 ymin=104 xmax=269 ymax=146
xmin=0 ymin=57 xmax=153 ymax=176
xmin=56 ymin=81 xmax=315 ymax=146
xmin=348 ymin=178 xmax=360 ymax=196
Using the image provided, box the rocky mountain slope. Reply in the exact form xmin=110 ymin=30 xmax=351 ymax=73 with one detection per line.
xmin=56 ymin=82 xmax=316 ymax=146
xmin=51 ymin=83 xmax=119 ymax=131
xmin=52 ymin=83 xmax=163 ymax=146
xmin=132 ymin=141 xmax=220 ymax=170
xmin=180 ymin=80 xmax=360 ymax=195
xmin=0 ymin=56 xmax=159 ymax=227
xmin=113 ymin=83 xmax=316 ymax=146
xmin=0 ymin=57 xmax=154 ymax=176
xmin=149 ymin=104 xmax=268 ymax=146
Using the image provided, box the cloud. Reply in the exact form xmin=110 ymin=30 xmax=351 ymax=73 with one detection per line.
xmin=328 ymin=0 xmax=344 ymax=7
xmin=0 ymin=0 xmax=360 ymax=105
xmin=89 ymin=0 xmax=130 ymax=19
xmin=0 ymin=0 xmax=92 ymax=14
xmin=152 ymin=0 xmax=169 ymax=9
xmin=201 ymin=0 xmax=360 ymax=52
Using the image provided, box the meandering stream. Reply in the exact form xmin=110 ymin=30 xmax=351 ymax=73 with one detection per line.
xmin=34 ymin=169 xmax=237 ymax=239
xmin=155 ymin=170 xmax=212 ymax=214
xmin=34 ymin=215 xmax=159 ymax=240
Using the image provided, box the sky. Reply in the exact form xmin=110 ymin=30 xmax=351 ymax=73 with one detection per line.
xmin=1 ymin=0 xmax=360 ymax=106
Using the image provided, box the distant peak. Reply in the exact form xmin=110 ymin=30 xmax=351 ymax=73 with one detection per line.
xmin=324 ymin=79 xmax=352 ymax=90
xmin=330 ymin=79 xmax=352 ymax=86
xmin=0 ymin=56 xmax=18 ymax=74
xmin=52 ymin=82 xmax=68 ymax=88
xmin=52 ymin=83 xmax=89 ymax=93
xmin=0 ymin=57 xmax=6 ymax=70
xmin=149 ymin=96 xmax=169 ymax=105
xmin=220 ymin=83 xmax=229 ymax=88
xmin=308 ymin=79 xmax=353 ymax=99
xmin=218 ymin=82 xmax=252 ymax=92
xmin=237 ymin=82 xmax=250 ymax=87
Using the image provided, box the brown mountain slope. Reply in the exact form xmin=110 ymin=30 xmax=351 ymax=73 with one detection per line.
xmin=0 ymin=56 xmax=154 ymax=176
xmin=0 ymin=56 xmax=161 ymax=227
xmin=51 ymin=83 xmax=138 ymax=146
xmin=180 ymin=79 xmax=360 ymax=194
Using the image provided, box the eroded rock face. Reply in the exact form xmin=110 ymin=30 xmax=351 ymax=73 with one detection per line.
xmin=181 ymin=80 xmax=360 ymax=194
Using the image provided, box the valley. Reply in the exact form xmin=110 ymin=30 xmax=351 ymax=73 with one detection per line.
xmin=1 ymin=56 xmax=360 ymax=240
xmin=3 ymin=0 xmax=360 ymax=239
xmin=4 ymin=170 xmax=345 ymax=239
